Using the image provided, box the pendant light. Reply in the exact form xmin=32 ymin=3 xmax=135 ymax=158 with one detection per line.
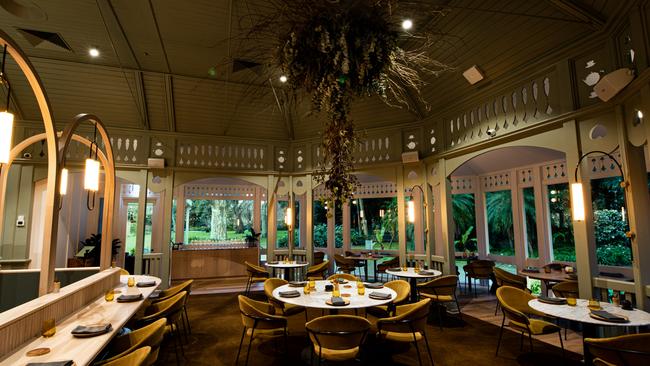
xmin=85 ymin=124 xmax=100 ymax=210
xmin=0 ymin=45 xmax=14 ymax=164
xmin=60 ymin=168 xmax=69 ymax=195
xmin=407 ymin=200 xmax=415 ymax=223
xmin=284 ymin=206 xmax=293 ymax=227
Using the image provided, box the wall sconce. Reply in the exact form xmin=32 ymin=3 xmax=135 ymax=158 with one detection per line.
xmin=59 ymin=168 xmax=69 ymax=195
xmin=284 ymin=207 xmax=293 ymax=227
xmin=407 ymin=200 xmax=415 ymax=223
xmin=359 ymin=210 xmax=364 ymax=219
xmin=0 ymin=45 xmax=14 ymax=164
xmin=379 ymin=209 xmax=385 ymax=218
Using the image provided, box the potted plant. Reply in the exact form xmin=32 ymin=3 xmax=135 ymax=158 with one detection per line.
xmin=78 ymin=233 xmax=122 ymax=267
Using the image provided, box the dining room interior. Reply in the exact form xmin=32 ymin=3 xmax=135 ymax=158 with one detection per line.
xmin=0 ymin=0 xmax=650 ymax=365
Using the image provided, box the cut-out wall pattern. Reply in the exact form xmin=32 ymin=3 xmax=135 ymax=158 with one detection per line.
xmin=353 ymin=182 xmax=398 ymax=197
xmin=353 ymin=135 xmax=395 ymax=164
xmin=587 ymin=152 xmax=623 ymax=179
xmin=518 ymin=168 xmax=534 ymax=187
xmin=450 ymin=176 xmax=474 ymax=194
xmin=110 ymin=135 xmax=146 ymax=163
xmin=184 ymin=184 xmax=256 ymax=199
xmin=176 ymin=142 xmax=267 ymax=170
xmin=445 ymin=71 xmax=557 ymax=149
xmin=481 ymin=172 xmax=511 ymax=190
xmin=541 ymin=161 xmax=567 ymax=184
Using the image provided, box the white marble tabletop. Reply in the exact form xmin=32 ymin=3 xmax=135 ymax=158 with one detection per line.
xmin=386 ymin=267 xmax=442 ymax=279
xmin=272 ymin=280 xmax=396 ymax=310
xmin=265 ymin=262 xmax=310 ymax=269
xmin=0 ymin=275 xmax=161 ymax=366
xmin=529 ymin=299 xmax=650 ymax=327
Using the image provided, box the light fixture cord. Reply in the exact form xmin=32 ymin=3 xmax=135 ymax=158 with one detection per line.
xmin=1 ymin=45 xmax=10 ymax=111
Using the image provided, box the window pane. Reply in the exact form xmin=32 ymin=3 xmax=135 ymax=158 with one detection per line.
xmin=313 ymin=200 xmax=328 ymax=248
xmin=591 ymin=177 xmax=631 ymax=266
xmin=260 ymin=200 xmax=267 ymax=249
xmin=405 ymin=196 xmax=415 ymax=252
xmin=294 ymin=199 xmax=301 ymax=248
xmin=335 ymin=204 xmax=343 ymax=248
xmin=276 ymin=201 xmax=288 ymax=248
xmin=125 ymin=202 xmax=138 ymax=255
xmin=522 ymin=187 xmax=538 ymax=259
xmin=350 ymin=197 xmax=398 ymax=251
xmin=184 ymin=199 xmax=254 ymax=244
xmin=486 ymin=190 xmax=514 ymax=256
xmin=452 ymin=193 xmax=477 ymax=253
xmin=548 ymin=184 xmax=575 ymax=261
xmin=144 ymin=202 xmax=153 ymax=253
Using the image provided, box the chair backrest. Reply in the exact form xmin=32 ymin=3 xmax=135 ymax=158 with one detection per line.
xmin=264 ymin=278 xmax=288 ymax=310
xmin=103 ymin=346 xmax=151 ymax=366
xmin=154 ymin=279 xmax=193 ymax=303
xmin=306 ymin=315 xmax=371 ymax=351
xmin=418 ymin=275 xmax=458 ymax=297
xmin=334 ymin=253 xmax=354 ymax=267
xmin=307 ymin=260 xmax=330 ymax=278
xmin=377 ymin=298 xmax=431 ymax=335
xmin=313 ymin=251 xmax=325 ymax=265
xmin=544 ymin=262 xmax=564 ymax=271
xmin=100 ymin=319 xmax=166 ymax=365
xmin=493 ymin=267 xmax=527 ymax=290
xmin=118 ymin=268 xmax=130 ymax=276
xmin=142 ymin=291 xmax=187 ymax=324
xmin=465 ymin=260 xmax=495 ymax=277
xmin=327 ymin=273 xmax=358 ymax=281
xmin=586 ymin=334 xmax=650 ymax=366
xmin=552 ymin=281 xmax=579 ymax=298
xmin=384 ymin=280 xmax=411 ymax=305
xmin=377 ymin=256 xmax=399 ymax=270
xmin=237 ymin=295 xmax=285 ymax=330
xmin=245 ymin=261 xmax=267 ymax=275
xmin=496 ymin=286 xmax=531 ymax=326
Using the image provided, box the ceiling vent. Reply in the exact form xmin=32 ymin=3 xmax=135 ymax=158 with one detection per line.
xmin=16 ymin=28 xmax=72 ymax=52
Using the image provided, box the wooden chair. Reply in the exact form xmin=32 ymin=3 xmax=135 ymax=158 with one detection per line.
xmin=585 ymin=333 xmax=650 ymax=366
xmin=376 ymin=256 xmax=399 ymax=282
xmin=417 ymin=275 xmax=461 ymax=329
xmin=306 ymin=260 xmax=330 ymax=280
xmin=95 ymin=319 xmax=165 ymax=366
xmin=326 ymin=273 xmax=358 ymax=282
xmin=375 ymin=299 xmax=434 ymax=366
xmin=244 ymin=261 xmax=269 ymax=296
xmin=306 ymin=315 xmax=371 ymax=365
xmin=463 ymin=260 xmax=494 ymax=297
xmin=101 ymin=346 xmax=151 ymax=366
xmin=495 ymin=286 xmax=563 ymax=357
xmin=334 ymin=254 xmax=357 ymax=274
xmin=345 ymin=250 xmax=365 ymax=275
xmin=236 ymin=295 xmax=288 ymax=366
xmin=313 ymin=251 xmax=326 ymax=265
xmin=264 ymin=278 xmax=307 ymax=321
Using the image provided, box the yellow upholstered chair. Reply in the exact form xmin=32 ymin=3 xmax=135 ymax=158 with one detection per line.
xmin=495 ymin=286 xmax=563 ymax=357
xmin=305 ymin=315 xmax=371 ymax=364
xmin=334 ymin=254 xmax=357 ymax=274
xmin=376 ymin=256 xmax=399 ymax=281
xmin=244 ymin=261 xmax=269 ymax=296
xmin=326 ymin=273 xmax=358 ymax=282
xmin=95 ymin=319 xmax=165 ymax=366
xmin=493 ymin=267 xmax=528 ymax=315
xmin=463 ymin=259 xmax=495 ymax=297
xmin=101 ymin=346 xmax=151 ymax=366
xmin=118 ymin=267 xmax=130 ymax=276
xmin=264 ymin=278 xmax=306 ymax=320
xmin=306 ymin=260 xmax=330 ymax=280
xmin=366 ymin=279 xmax=410 ymax=319
xmin=152 ymin=279 xmax=194 ymax=335
xmin=584 ymin=333 xmax=650 ymax=366
xmin=137 ymin=291 xmax=187 ymax=364
xmin=375 ymin=299 xmax=434 ymax=366
xmin=551 ymin=281 xmax=579 ymax=298
xmin=417 ymin=275 xmax=461 ymax=329
xmin=237 ymin=295 xmax=288 ymax=366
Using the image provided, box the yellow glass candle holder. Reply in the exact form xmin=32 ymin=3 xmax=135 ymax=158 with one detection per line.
xmin=309 ymin=280 xmax=316 ymax=290
xmin=127 ymin=277 xmax=135 ymax=287
xmin=332 ymin=288 xmax=341 ymax=297
xmin=588 ymin=298 xmax=601 ymax=310
xmin=104 ymin=290 xmax=115 ymax=302
xmin=358 ymin=286 xmax=365 ymax=296
xmin=357 ymin=280 xmax=364 ymax=289
xmin=566 ymin=297 xmax=577 ymax=306
xmin=402 ymin=265 xmax=408 ymax=272
xmin=41 ymin=319 xmax=56 ymax=338
xmin=303 ymin=284 xmax=311 ymax=295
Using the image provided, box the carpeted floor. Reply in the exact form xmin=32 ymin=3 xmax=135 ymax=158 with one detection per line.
xmin=155 ymin=291 xmax=582 ymax=365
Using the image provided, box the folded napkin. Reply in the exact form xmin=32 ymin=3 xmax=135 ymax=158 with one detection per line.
xmin=72 ymin=323 xmax=112 ymax=336
xmin=279 ymin=290 xmax=300 ymax=298
xmin=266 ymin=261 xmax=278 ymax=265
xmin=136 ymin=280 xmax=156 ymax=287
xmin=27 ymin=362 xmax=74 ymax=366
xmin=369 ymin=292 xmax=392 ymax=300
xmin=330 ymin=296 xmax=347 ymax=306
xmin=288 ymin=281 xmax=307 ymax=287
xmin=522 ymin=267 xmax=540 ymax=273
xmin=117 ymin=293 xmax=143 ymax=302
xmin=297 ymin=261 xmax=309 ymax=265
xmin=388 ymin=267 xmax=403 ymax=272
xmin=591 ymin=310 xmax=628 ymax=322
xmin=364 ymin=282 xmax=384 ymax=289
xmin=148 ymin=290 xmax=162 ymax=299
xmin=537 ymin=296 xmax=567 ymax=305
xmin=418 ymin=270 xmax=435 ymax=275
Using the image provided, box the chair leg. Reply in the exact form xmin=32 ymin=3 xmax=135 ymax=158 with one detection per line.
xmin=184 ymin=307 xmax=192 ymax=334
xmin=495 ymin=315 xmax=505 ymax=356
xmin=520 ymin=331 xmax=525 ymax=351
xmin=528 ymin=330 xmax=533 ymax=352
xmin=245 ymin=328 xmax=255 ymax=366
xmin=494 ymin=300 xmax=499 ymax=316
xmin=413 ymin=337 xmax=423 ymax=366
xmin=437 ymin=303 xmax=444 ymax=330
xmin=422 ymin=331 xmax=435 ymax=366
xmin=454 ymin=296 xmax=463 ymax=323
xmin=558 ymin=330 xmax=565 ymax=359
xmin=235 ymin=327 xmax=246 ymax=365
xmin=284 ymin=327 xmax=289 ymax=357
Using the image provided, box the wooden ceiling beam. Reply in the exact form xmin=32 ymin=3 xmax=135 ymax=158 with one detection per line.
xmin=164 ymin=74 xmax=176 ymax=132
xmin=133 ymin=71 xmax=150 ymax=130
xmin=547 ymin=0 xmax=606 ymax=30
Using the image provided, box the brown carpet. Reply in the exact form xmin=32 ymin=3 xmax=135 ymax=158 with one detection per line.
xmin=156 ymin=292 xmax=582 ymax=365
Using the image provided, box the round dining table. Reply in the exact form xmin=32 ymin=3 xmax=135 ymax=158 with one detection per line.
xmin=343 ymin=254 xmax=385 ymax=282
xmin=529 ymin=298 xmax=650 ymax=364
xmin=265 ymin=261 xmax=309 ymax=281
xmin=518 ymin=269 xmax=574 ymax=295
xmin=385 ymin=267 xmax=442 ymax=302
xmin=272 ymin=280 xmax=397 ymax=313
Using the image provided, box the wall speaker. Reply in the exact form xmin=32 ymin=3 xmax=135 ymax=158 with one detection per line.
xmin=594 ymin=68 xmax=634 ymax=102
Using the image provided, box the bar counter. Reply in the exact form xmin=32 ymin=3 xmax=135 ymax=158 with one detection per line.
xmin=171 ymin=245 xmax=258 ymax=280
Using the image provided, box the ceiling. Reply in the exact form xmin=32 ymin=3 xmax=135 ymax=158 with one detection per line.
xmin=0 ymin=0 xmax=629 ymax=140
xmin=451 ymin=146 xmax=566 ymax=176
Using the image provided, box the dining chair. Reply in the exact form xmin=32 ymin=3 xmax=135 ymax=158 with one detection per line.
xmin=263 ymin=278 xmax=307 ymax=321
xmin=236 ymin=295 xmax=289 ymax=366
xmin=334 ymin=254 xmax=357 ymax=274
xmin=376 ymin=257 xmax=399 ymax=282
xmin=152 ymin=279 xmax=194 ymax=336
xmin=366 ymin=280 xmax=410 ymax=319
xmin=244 ymin=261 xmax=270 ymax=296
xmin=551 ymin=280 xmax=579 ymax=339
xmin=326 ymin=273 xmax=358 ymax=282
xmin=585 ymin=333 xmax=650 ymax=366
xmin=493 ymin=267 xmax=528 ymax=315
xmin=417 ymin=275 xmax=461 ymax=329
xmin=375 ymin=298 xmax=434 ymax=366
xmin=101 ymin=346 xmax=151 ymax=366
xmin=313 ymin=251 xmax=326 ymax=265
xmin=306 ymin=260 xmax=330 ymax=280
xmin=117 ymin=267 xmax=130 ymax=276
xmin=463 ymin=260 xmax=494 ymax=297
xmin=136 ymin=291 xmax=188 ymax=365
xmin=305 ymin=315 xmax=371 ymax=365
xmin=344 ymin=250 xmax=365 ymax=274
xmin=95 ymin=319 xmax=165 ymax=366
xmin=495 ymin=286 xmax=563 ymax=357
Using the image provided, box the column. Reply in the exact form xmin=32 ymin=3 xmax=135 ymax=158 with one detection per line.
xmin=396 ymin=165 xmax=407 ymax=265
xmin=134 ymin=169 xmax=148 ymax=275
xmin=434 ymin=159 xmax=456 ymax=275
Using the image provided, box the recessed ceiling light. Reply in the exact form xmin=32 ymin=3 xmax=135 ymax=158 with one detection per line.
xmin=637 ymin=110 xmax=644 ymax=119
xmin=402 ymin=19 xmax=413 ymax=30
xmin=279 ymin=75 xmax=288 ymax=83
xmin=89 ymin=48 xmax=100 ymax=57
